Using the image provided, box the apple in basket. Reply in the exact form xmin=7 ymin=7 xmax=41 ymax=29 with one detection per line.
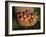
xmin=16 ymin=10 xmax=39 ymax=28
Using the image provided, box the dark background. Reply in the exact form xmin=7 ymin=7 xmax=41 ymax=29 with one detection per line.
xmin=12 ymin=7 xmax=40 ymax=30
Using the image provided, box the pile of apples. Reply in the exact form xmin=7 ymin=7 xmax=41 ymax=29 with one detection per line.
xmin=16 ymin=10 xmax=37 ymax=23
